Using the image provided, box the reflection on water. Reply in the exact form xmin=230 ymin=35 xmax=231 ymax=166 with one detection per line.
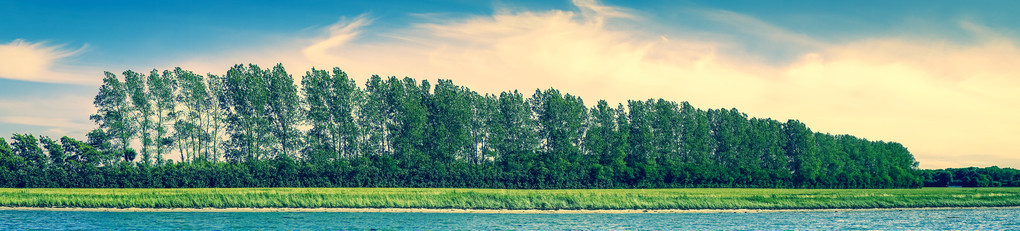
xmin=1 ymin=208 xmax=1018 ymax=230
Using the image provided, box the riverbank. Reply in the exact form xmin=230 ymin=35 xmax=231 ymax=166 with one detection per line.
xmin=1 ymin=188 xmax=1018 ymax=211
xmin=4 ymin=206 xmax=1020 ymax=214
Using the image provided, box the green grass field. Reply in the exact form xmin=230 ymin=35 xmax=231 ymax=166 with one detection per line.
xmin=1 ymin=188 xmax=1018 ymax=210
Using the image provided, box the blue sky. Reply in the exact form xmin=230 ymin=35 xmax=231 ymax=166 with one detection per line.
xmin=2 ymin=0 xmax=1019 ymax=168
xmin=5 ymin=1 xmax=1016 ymax=68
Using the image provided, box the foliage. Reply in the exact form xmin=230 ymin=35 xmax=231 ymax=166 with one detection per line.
xmin=920 ymin=167 xmax=1020 ymax=187
xmin=0 ymin=64 xmax=923 ymax=189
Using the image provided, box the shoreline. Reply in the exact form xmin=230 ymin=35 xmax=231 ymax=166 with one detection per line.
xmin=4 ymin=188 xmax=1018 ymax=213
xmin=3 ymin=206 xmax=1019 ymax=214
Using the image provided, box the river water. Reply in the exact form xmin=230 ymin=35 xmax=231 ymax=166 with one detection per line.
xmin=1 ymin=208 xmax=1017 ymax=230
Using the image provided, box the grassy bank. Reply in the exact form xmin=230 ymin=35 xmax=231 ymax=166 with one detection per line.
xmin=1 ymin=188 xmax=1018 ymax=210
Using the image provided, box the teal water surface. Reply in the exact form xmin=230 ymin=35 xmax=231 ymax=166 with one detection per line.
xmin=1 ymin=208 xmax=1018 ymax=230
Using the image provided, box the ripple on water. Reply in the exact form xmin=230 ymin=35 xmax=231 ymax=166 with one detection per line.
xmin=0 ymin=208 xmax=1017 ymax=230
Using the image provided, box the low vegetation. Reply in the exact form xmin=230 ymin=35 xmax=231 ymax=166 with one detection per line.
xmin=1 ymin=188 xmax=1017 ymax=210
xmin=920 ymin=167 xmax=1020 ymax=187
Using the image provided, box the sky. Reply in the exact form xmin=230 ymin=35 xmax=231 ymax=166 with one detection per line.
xmin=1 ymin=0 xmax=1018 ymax=169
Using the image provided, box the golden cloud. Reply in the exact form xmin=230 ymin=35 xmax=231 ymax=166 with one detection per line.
xmin=173 ymin=0 xmax=1020 ymax=168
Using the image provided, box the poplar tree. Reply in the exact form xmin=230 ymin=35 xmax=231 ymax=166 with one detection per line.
xmin=785 ymin=119 xmax=820 ymax=187
xmin=679 ymin=102 xmax=711 ymax=165
xmin=585 ymin=100 xmax=618 ymax=186
xmin=387 ymin=77 xmax=428 ymax=165
xmin=205 ymin=74 xmax=228 ymax=161
xmin=626 ymin=100 xmax=652 ymax=173
xmin=265 ymin=64 xmax=303 ymax=159
xmin=358 ymin=75 xmax=389 ymax=156
xmin=302 ymin=67 xmax=361 ymax=161
xmin=174 ymin=67 xmax=212 ymax=161
xmin=124 ymin=70 xmax=153 ymax=164
xmin=428 ymin=79 xmax=472 ymax=163
xmin=91 ymin=72 xmax=136 ymax=161
xmin=491 ymin=90 xmax=540 ymax=182
xmin=223 ymin=64 xmax=272 ymax=161
xmin=651 ymin=100 xmax=680 ymax=162
xmin=611 ymin=104 xmax=631 ymax=184
xmin=147 ymin=69 xmax=177 ymax=163
xmin=468 ymin=92 xmax=493 ymax=165
xmin=530 ymin=89 xmax=588 ymax=187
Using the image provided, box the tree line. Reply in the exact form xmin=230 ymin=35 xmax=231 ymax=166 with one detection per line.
xmin=920 ymin=167 xmax=1020 ymax=187
xmin=0 ymin=64 xmax=922 ymax=188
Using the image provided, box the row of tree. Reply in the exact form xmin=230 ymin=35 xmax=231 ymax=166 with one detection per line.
xmin=0 ymin=64 xmax=922 ymax=188
xmin=920 ymin=167 xmax=1020 ymax=187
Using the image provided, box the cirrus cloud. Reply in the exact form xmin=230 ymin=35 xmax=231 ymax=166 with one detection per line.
xmin=0 ymin=39 xmax=98 ymax=85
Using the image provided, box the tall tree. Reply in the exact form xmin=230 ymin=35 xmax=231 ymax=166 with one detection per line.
xmin=585 ymin=100 xmax=621 ymax=187
xmin=265 ymin=64 xmax=304 ymax=159
xmin=124 ymin=70 xmax=154 ymax=164
xmin=91 ymin=72 xmax=137 ymax=160
xmin=147 ymin=69 xmax=177 ymax=163
xmin=205 ymin=74 xmax=228 ymax=161
xmin=302 ymin=67 xmax=361 ymax=161
xmin=174 ymin=67 xmax=212 ymax=161
xmin=626 ymin=100 xmax=654 ymax=179
xmin=785 ymin=119 xmax=820 ymax=187
xmin=679 ymin=102 xmax=711 ymax=165
xmin=358 ymin=75 xmax=389 ymax=157
xmin=222 ymin=64 xmax=273 ymax=161
xmin=491 ymin=90 xmax=540 ymax=184
xmin=427 ymin=79 xmax=473 ymax=163
xmin=531 ymin=89 xmax=588 ymax=187
xmin=387 ymin=77 xmax=428 ymax=166
xmin=748 ymin=118 xmax=789 ymax=186
xmin=469 ymin=92 xmax=494 ymax=164
xmin=650 ymin=99 xmax=680 ymax=163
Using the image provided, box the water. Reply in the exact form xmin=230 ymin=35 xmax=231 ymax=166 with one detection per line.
xmin=1 ymin=208 xmax=1018 ymax=230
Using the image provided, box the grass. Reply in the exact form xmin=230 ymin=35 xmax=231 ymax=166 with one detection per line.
xmin=0 ymin=188 xmax=1018 ymax=210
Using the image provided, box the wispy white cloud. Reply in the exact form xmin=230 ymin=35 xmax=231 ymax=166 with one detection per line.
xmin=572 ymin=0 xmax=633 ymax=26
xmin=0 ymin=39 xmax=98 ymax=85
xmin=698 ymin=9 xmax=824 ymax=49
xmin=0 ymin=95 xmax=95 ymax=138
xmin=0 ymin=116 xmax=84 ymax=129
xmin=301 ymin=15 xmax=373 ymax=64
xmin=171 ymin=0 xmax=1020 ymax=169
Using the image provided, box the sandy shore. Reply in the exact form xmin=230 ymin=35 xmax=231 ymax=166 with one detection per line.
xmin=2 ymin=206 xmax=1018 ymax=214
